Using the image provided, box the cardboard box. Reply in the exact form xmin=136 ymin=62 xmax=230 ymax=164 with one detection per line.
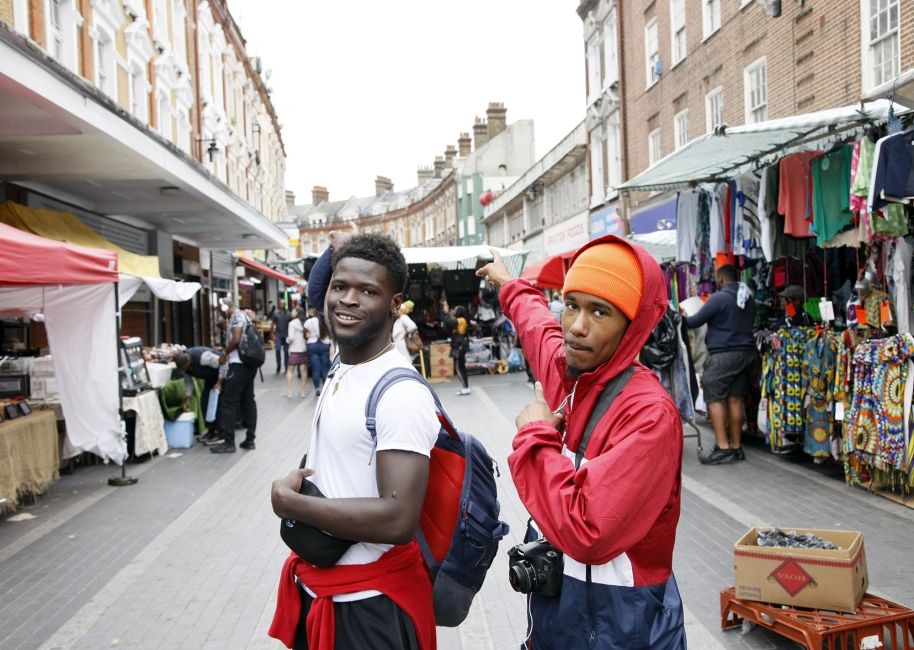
xmin=734 ymin=528 xmax=868 ymax=612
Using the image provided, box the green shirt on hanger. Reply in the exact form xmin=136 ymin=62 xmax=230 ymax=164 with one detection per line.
xmin=811 ymin=144 xmax=854 ymax=246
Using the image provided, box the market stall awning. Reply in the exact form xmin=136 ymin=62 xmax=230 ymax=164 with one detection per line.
xmin=618 ymin=100 xmax=906 ymax=193
xmin=0 ymin=222 xmax=118 ymax=285
xmin=239 ymin=257 xmax=302 ymax=285
xmin=520 ymin=251 xmax=574 ymax=289
xmin=401 ymin=245 xmax=529 ymax=278
xmin=0 ymin=201 xmax=160 ymax=277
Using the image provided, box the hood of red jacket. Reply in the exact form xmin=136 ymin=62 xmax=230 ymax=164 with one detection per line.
xmin=565 ymin=234 xmax=668 ymax=385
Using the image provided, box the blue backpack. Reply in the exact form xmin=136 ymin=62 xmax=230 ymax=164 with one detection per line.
xmin=366 ymin=368 xmax=510 ymax=627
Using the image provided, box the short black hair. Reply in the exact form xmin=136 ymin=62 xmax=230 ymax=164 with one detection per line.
xmin=175 ymin=353 xmax=190 ymax=370
xmin=332 ymin=233 xmax=408 ymax=294
xmin=716 ymin=264 xmax=738 ymax=282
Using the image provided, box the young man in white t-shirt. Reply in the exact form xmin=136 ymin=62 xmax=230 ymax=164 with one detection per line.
xmin=269 ymin=233 xmax=439 ymax=650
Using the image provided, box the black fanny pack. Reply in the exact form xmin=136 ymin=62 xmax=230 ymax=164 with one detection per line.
xmin=279 ymin=456 xmax=356 ymax=567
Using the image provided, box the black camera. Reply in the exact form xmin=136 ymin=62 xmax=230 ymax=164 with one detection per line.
xmin=507 ymin=539 xmax=563 ymax=597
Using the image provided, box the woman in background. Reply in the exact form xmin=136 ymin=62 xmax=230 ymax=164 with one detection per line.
xmin=452 ymin=305 xmax=471 ymax=396
xmin=285 ymin=308 xmax=309 ymax=398
xmin=304 ymin=307 xmax=332 ymax=396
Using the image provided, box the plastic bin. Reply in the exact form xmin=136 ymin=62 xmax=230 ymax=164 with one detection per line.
xmin=164 ymin=412 xmax=195 ymax=448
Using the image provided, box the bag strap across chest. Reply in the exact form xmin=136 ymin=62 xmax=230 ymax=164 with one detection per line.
xmin=575 ymin=366 xmax=634 ymax=470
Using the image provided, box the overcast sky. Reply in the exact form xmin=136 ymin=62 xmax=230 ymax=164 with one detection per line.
xmin=225 ymin=1 xmax=586 ymax=205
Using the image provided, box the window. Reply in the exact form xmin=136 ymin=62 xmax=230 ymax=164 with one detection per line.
xmin=705 ymin=86 xmax=724 ymax=133
xmin=645 ymin=18 xmax=660 ymax=87
xmin=129 ymin=65 xmax=149 ymax=121
xmin=590 ymin=134 xmax=605 ymax=206
xmin=674 ymin=110 xmax=689 ymax=149
xmin=648 ymin=128 xmax=662 ymax=166
xmin=587 ymin=38 xmax=602 ymax=102
xmin=602 ymin=7 xmax=618 ymax=86
xmin=744 ymin=57 xmax=767 ymax=123
xmin=670 ymin=0 xmax=687 ymax=66
xmin=862 ymin=0 xmax=900 ymax=90
xmin=606 ymin=113 xmax=622 ymax=191
xmin=49 ymin=0 xmax=64 ymax=61
xmin=13 ymin=0 xmax=29 ymax=36
xmin=158 ymin=92 xmax=171 ymax=139
xmin=95 ymin=31 xmax=114 ymax=96
xmin=702 ymin=0 xmax=721 ymax=39
xmin=172 ymin=0 xmax=187 ymax=68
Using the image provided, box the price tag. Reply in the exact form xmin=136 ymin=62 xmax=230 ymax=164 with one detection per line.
xmin=819 ymin=299 xmax=835 ymax=322
xmin=856 ymin=304 xmax=868 ymax=326
xmin=835 ymin=401 xmax=845 ymax=421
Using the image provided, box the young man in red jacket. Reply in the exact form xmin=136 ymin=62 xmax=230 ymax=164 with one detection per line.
xmin=478 ymin=235 xmax=687 ymax=649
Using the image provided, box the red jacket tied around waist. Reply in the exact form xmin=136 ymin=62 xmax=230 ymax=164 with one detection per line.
xmin=268 ymin=540 xmax=435 ymax=650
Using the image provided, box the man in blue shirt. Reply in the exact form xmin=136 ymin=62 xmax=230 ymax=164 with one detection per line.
xmin=684 ymin=264 xmax=756 ymax=464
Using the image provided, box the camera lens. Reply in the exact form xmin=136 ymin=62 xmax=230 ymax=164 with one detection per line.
xmin=509 ymin=561 xmax=537 ymax=594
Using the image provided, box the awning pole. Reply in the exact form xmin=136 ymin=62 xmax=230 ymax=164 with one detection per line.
xmin=109 ymin=281 xmax=138 ymax=486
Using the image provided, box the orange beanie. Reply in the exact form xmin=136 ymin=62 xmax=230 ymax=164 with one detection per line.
xmin=562 ymin=242 xmax=644 ymax=320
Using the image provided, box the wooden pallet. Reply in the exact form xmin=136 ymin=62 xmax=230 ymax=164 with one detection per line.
xmin=721 ymin=587 xmax=914 ymax=650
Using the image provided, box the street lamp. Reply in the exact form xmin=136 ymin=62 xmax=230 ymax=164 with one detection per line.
xmin=197 ymin=137 xmax=219 ymax=163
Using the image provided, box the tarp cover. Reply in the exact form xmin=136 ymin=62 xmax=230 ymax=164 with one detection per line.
xmin=520 ymin=251 xmax=574 ymax=289
xmin=0 ymin=200 xmax=160 ymax=277
xmin=0 ymin=227 xmax=124 ymax=464
xmin=401 ymin=245 xmax=528 ymax=277
xmin=619 ymin=100 xmax=904 ymax=192
xmin=0 ymin=222 xmax=118 ymax=284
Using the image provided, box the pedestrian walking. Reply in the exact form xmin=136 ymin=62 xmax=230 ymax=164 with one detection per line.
xmin=304 ymin=307 xmax=331 ymax=396
xmin=683 ymin=264 xmax=757 ymax=464
xmin=210 ymin=298 xmax=258 ymax=454
xmin=476 ymin=236 xmax=687 ymax=649
xmin=285 ymin=308 xmax=309 ymax=398
xmin=272 ymin=300 xmax=292 ymax=373
xmin=449 ymin=305 xmax=471 ymax=396
xmin=269 ymin=233 xmax=439 ymax=650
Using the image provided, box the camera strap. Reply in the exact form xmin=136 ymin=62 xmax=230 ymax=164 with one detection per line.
xmin=574 ymin=366 xmax=634 ymax=470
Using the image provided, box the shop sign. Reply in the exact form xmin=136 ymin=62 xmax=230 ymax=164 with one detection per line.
xmin=544 ymin=211 xmax=589 ymax=256
xmin=590 ymin=203 xmax=622 ymax=239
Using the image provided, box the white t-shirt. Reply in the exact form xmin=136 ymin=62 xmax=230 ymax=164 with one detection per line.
xmin=304 ymin=316 xmax=330 ymax=345
xmin=227 ymin=310 xmax=250 ymax=364
xmin=304 ymin=346 xmax=439 ymax=601
xmin=391 ymin=314 xmax=418 ymax=360
xmin=287 ymin=318 xmax=307 ymax=353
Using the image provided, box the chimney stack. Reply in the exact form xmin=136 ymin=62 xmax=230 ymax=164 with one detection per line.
xmin=433 ymin=156 xmax=445 ymax=178
xmin=417 ymin=166 xmax=434 ymax=185
xmin=374 ymin=175 xmax=393 ymax=197
xmin=311 ymin=185 xmax=329 ymax=205
xmin=444 ymin=145 xmax=457 ymax=169
xmin=285 ymin=190 xmax=296 ymax=207
xmin=473 ymin=117 xmax=489 ymax=151
xmin=458 ymin=132 xmax=472 ymax=157
xmin=486 ymin=102 xmax=507 ymax=139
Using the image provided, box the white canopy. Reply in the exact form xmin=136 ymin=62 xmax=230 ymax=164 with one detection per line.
xmin=619 ymin=100 xmax=906 ymax=193
xmin=401 ymin=245 xmax=528 ymax=277
xmin=118 ymin=275 xmax=201 ymax=308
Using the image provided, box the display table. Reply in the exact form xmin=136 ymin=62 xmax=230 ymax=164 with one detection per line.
xmin=122 ymin=389 xmax=167 ymax=456
xmin=0 ymin=410 xmax=59 ymax=514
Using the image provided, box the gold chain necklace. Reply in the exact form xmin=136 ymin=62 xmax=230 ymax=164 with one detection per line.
xmin=332 ymin=343 xmax=394 ymax=395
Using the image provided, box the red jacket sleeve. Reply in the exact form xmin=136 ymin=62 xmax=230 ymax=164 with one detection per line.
xmin=508 ymin=389 xmax=681 ymax=565
xmin=499 ymin=279 xmax=567 ymax=410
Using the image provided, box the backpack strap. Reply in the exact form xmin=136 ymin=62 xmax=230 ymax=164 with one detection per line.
xmin=365 ymin=368 xmax=459 ymax=441
xmin=575 ymin=366 xmax=634 ymax=470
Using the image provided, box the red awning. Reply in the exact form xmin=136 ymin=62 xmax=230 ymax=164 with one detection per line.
xmin=519 ymin=251 xmax=574 ymax=290
xmin=238 ymin=257 xmax=301 ymax=285
xmin=0 ymin=222 xmax=118 ymax=285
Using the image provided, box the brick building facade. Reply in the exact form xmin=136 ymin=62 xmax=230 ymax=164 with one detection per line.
xmin=580 ymin=0 xmax=912 ymax=214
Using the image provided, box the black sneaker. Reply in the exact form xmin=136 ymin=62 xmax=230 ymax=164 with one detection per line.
xmin=239 ymin=439 xmax=256 ymax=450
xmin=732 ymin=447 xmax=746 ymax=461
xmin=199 ymin=431 xmax=219 ymax=445
xmin=210 ymin=441 xmax=236 ymax=454
xmin=699 ymin=445 xmax=735 ymax=465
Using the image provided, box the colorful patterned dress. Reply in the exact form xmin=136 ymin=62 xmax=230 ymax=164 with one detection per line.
xmin=802 ymin=331 xmax=846 ymax=458
xmin=844 ymin=334 xmax=914 ymax=484
xmin=763 ymin=328 xmax=811 ymax=450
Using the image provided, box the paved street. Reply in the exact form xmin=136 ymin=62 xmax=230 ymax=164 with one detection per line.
xmin=2 ymin=363 xmax=914 ymax=649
